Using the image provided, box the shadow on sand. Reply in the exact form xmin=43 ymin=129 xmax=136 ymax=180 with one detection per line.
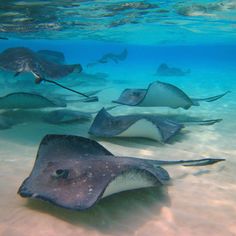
xmin=25 ymin=186 xmax=170 ymax=235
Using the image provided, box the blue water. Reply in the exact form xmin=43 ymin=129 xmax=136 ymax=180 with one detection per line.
xmin=0 ymin=1 xmax=236 ymax=236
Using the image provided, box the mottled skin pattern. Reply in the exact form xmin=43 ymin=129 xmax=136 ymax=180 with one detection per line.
xmin=18 ymin=135 xmax=169 ymax=210
xmin=0 ymin=47 xmax=82 ymax=82
xmin=89 ymin=108 xmax=183 ymax=142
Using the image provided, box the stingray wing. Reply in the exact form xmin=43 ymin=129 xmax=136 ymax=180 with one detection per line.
xmin=113 ymin=88 xmax=146 ymax=105
xmin=138 ymin=81 xmax=194 ymax=108
xmin=36 ymin=50 xmax=65 ymax=64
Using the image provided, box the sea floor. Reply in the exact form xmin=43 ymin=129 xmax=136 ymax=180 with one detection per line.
xmin=0 ymin=65 xmax=236 ymax=236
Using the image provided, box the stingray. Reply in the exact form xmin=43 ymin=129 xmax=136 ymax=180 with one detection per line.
xmin=89 ymin=108 xmax=222 ymax=142
xmin=43 ymin=109 xmax=92 ymax=124
xmin=0 ymin=47 xmax=98 ymax=102
xmin=0 ymin=92 xmax=66 ymax=109
xmin=18 ymin=134 xmax=224 ymax=210
xmin=156 ymin=63 xmax=190 ymax=76
xmin=89 ymin=108 xmax=183 ymax=142
xmin=87 ymin=49 xmax=128 ymax=67
xmin=0 ymin=47 xmax=82 ymax=82
xmin=113 ymin=81 xmax=230 ymax=109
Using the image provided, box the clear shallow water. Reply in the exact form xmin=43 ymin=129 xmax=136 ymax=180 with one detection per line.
xmin=0 ymin=1 xmax=236 ymax=236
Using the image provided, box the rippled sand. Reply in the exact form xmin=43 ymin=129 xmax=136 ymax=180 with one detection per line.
xmin=0 ymin=68 xmax=236 ymax=236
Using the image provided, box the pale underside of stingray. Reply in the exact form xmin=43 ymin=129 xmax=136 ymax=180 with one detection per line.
xmin=113 ymin=81 xmax=230 ymax=109
xmin=18 ymin=134 xmax=224 ymax=210
xmin=0 ymin=92 xmax=66 ymax=109
xmin=89 ymin=108 xmax=184 ymax=142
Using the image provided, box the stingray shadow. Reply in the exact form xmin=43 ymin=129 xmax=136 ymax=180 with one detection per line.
xmin=25 ymin=186 xmax=170 ymax=235
xmin=89 ymin=130 xmax=189 ymax=149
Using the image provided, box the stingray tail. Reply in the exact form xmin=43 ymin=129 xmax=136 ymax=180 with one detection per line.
xmin=180 ymin=118 xmax=223 ymax=126
xmin=149 ymin=158 xmax=225 ymax=167
xmin=42 ymin=79 xmax=98 ymax=102
xmin=191 ymin=91 xmax=230 ymax=104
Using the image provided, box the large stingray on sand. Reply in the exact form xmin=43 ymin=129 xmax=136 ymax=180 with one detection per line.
xmin=18 ymin=134 xmax=224 ymax=210
xmin=113 ymin=81 xmax=230 ymax=109
xmin=89 ymin=108 xmax=222 ymax=142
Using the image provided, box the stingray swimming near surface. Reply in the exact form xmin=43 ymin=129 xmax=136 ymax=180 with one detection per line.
xmin=89 ymin=108 xmax=222 ymax=142
xmin=18 ymin=134 xmax=224 ymax=210
xmin=87 ymin=48 xmax=128 ymax=67
xmin=0 ymin=92 xmax=66 ymax=109
xmin=156 ymin=63 xmax=190 ymax=76
xmin=113 ymin=81 xmax=230 ymax=109
xmin=0 ymin=47 xmax=82 ymax=83
xmin=0 ymin=47 xmax=98 ymax=102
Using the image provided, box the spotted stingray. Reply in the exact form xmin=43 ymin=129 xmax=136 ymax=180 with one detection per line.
xmin=18 ymin=134 xmax=224 ymax=210
xmin=0 ymin=47 xmax=82 ymax=84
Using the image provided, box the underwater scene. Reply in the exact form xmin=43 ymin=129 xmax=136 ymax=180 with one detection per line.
xmin=0 ymin=1 xmax=236 ymax=236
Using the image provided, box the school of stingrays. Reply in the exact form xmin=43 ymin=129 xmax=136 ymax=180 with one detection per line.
xmin=0 ymin=47 xmax=228 ymax=211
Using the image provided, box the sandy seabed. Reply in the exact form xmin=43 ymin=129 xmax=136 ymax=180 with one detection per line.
xmin=0 ymin=67 xmax=236 ymax=236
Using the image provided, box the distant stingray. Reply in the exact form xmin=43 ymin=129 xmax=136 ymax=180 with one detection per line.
xmin=43 ymin=109 xmax=92 ymax=124
xmin=89 ymin=108 xmax=183 ymax=142
xmin=87 ymin=49 xmax=128 ymax=67
xmin=0 ymin=92 xmax=66 ymax=109
xmin=18 ymin=134 xmax=224 ymax=210
xmin=113 ymin=81 xmax=230 ymax=109
xmin=156 ymin=63 xmax=190 ymax=76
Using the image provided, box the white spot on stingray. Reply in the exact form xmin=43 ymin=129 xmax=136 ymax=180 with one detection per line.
xmin=32 ymin=193 xmax=38 ymax=198
xmin=88 ymin=172 xmax=93 ymax=178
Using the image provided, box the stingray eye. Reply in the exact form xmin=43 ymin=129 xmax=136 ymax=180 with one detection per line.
xmin=52 ymin=169 xmax=69 ymax=179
